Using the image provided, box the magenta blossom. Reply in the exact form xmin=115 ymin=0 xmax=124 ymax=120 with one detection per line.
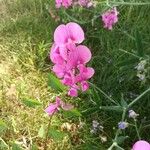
xmin=45 ymin=97 xmax=74 ymax=115
xmin=50 ymin=22 xmax=94 ymax=97
xmin=102 ymin=7 xmax=119 ymax=30
xmin=55 ymin=0 xmax=72 ymax=8
xmin=67 ymin=45 xmax=92 ymax=67
xmin=78 ymin=0 xmax=93 ymax=8
xmin=54 ymin=22 xmax=84 ymax=49
xmin=132 ymin=140 xmax=150 ymax=150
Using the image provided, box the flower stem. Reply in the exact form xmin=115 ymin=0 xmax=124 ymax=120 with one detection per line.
xmin=44 ymin=115 xmax=53 ymax=150
xmin=128 ymin=88 xmax=150 ymax=108
xmin=134 ymin=119 xmax=141 ymax=140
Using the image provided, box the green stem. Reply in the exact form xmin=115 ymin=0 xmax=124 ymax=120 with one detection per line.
xmin=89 ymin=82 xmax=119 ymax=105
xmin=116 ymin=144 xmax=124 ymax=150
xmin=134 ymin=119 xmax=141 ymax=140
xmin=44 ymin=115 xmax=53 ymax=150
xmin=110 ymin=1 xmax=150 ymax=5
xmin=108 ymin=108 xmax=126 ymax=149
xmin=128 ymin=88 xmax=150 ymax=108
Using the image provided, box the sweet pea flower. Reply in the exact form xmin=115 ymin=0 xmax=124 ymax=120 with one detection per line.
xmin=102 ymin=7 xmax=119 ymax=30
xmin=132 ymin=140 xmax=150 ymax=150
xmin=55 ymin=0 xmax=72 ymax=8
xmin=54 ymin=22 xmax=85 ymax=59
xmin=45 ymin=97 xmax=74 ymax=115
xmin=50 ymin=22 xmax=94 ymax=97
xmin=81 ymin=81 xmax=89 ymax=91
xmin=50 ymin=44 xmax=64 ymax=65
xmin=76 ymin=64 xmax=95 ymax=82
xmin=68 ymin=87 xmax=78 ymax=97
xmin=67 ymin=45 xmax=92 ymax=67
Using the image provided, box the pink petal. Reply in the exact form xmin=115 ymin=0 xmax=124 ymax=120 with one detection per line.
xmin=55 ymin=97 xmax=61 ymax=107
xmin=61 ymin=102 xmax=74 ymax=110
xmin=84 ymin=67 xmax=95 ymax=79
xmin=81 ymin=81 xmax=89 ymax=91
xmin=54 ymin=24 xmax=68 ymax=45
xmin=76 ymin=45 xmax=92 ymax=63
xmin=68 ymin=87 xmax=78 ymax=97
xmin=50 ymin=44 xmax=64 ymax=64
xmin=61 ymin=73 xmax=74 ymax=86
xmin=132 ymin=140 xmax=150 ymax=150
xmin=45 ymin=104 xmax=58 ymax=116
xmin=68 ymin=45 xmax=92 ymax=67
xmin=52 ymin=64 xmax=65 ymax=78
xmin=66 ymin=22 xmax=85 ymax=44
xmin=76 ymin=65 xmax=95 ymax=81
xmin=62 ymin=0 xmax=72 ymax=8
xmin=59 ymin=45 xmax=68 ymax=60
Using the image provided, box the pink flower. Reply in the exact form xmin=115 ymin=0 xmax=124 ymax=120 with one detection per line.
xmin=45 ymin=97 xmax=61 ymax=115
xmin=50 ymin=44 xmax=64 ymax=64
xmin=68 ymin=87 xmax=78 ymax=97
xmin=132 ymin=140 xmax=150 ymax=150
xmin=81 ymin=81 xmax=89 ymax=91
xmin=68 ymin=45 xmax=92 ymax=67
xmin=45 ymin=97 xmax=74 ymax=115
xmin=50 ymin=22 xmax=94 ymax=97
xmin=102 ymin=7 xmax=119 ymax=30
xmin=56 ymin=0 xmax=72 ymax=8
xmin=76 ymin=64 xmax=95 ymax=82
xmin=54 ymin=22 xmax=85 ymax=48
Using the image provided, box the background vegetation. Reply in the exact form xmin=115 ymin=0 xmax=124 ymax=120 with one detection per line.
xmin=0 ymin=0 xmax=150 ymax=149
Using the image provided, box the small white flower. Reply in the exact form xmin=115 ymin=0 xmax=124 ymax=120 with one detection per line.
xmin=135 ymin=60 xmax=147 ymax=71
xmin=137 ymin=73 xmax=145 ymax=81
xmin=129 ymin=110 xmax=139 ymax=119
xmin=92 ymin=120 xmax=99 ymax=128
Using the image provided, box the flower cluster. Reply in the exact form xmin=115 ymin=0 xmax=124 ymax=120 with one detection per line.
xmin=45 ymin=97 xmax=74 ymax=115
xmin=135 ymin=60 xmax=147 ymax=81
xmin=55 ymin=0 xmax=72 ymax=8
xmin=50 ymin=22 xmax=94 ymax=97
xmin=102 ymin=7 xmax=119 ymax=30
xmin=55 ymin=0 xmax=94 ymax=8
xmin=90 ymin=120 xmax=103 ymax=134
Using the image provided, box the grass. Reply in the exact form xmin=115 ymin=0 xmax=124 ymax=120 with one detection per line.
xmin=0 ymin=0 xmax=150 ymax=150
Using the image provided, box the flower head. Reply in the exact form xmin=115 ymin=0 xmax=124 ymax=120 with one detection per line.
xmin=45 ymin=97 xmax=73 ymax=116
xmin=92 ymin=120 xmax=99 ymax=128
xmin=54 ymin=22 xmax=85 ymax=49
xmin=118 ymin=121 xmax=128 ymax=129
xmin=132 ymin=140 xmax=150 ymax=150
xmin=102 ymin=7 xmax=119 ymax=30
xmin=129 ymin=110 xmax=139 ymax=119
xmin=56 ymin=0 xmax=72 ymax=8
xmin=50 ymin=22 xmax=94 ymax=97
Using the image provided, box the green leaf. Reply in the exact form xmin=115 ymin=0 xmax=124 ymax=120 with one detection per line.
xmin=99 ymin=106 xmax=123 ymax=112
xmin=120 ymin=95 xmax=128 ymax=108
xmin=48 ymin=73 xmax=66 ymax=92
xmin=135 ymin=29 xmax=143 ymax=57
xmin=89 ymin=88 xmax=102 ymax=105
xmin=63 ymin=109 xmax=82 ymax=118
xmin=116 ymin=136 xmax=129 ymax=145
xmin=82 ymin=107 xmax=99 ymax=116
xmin=48 ymin=128 xmax=66 ymax=141
xmin=0 ymin=119 xmax=7 ymax=135
xmin=22 ymin=99 xmax=42 ymax=108
xmin=38 ymin=125 xmax=46 ymax=138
